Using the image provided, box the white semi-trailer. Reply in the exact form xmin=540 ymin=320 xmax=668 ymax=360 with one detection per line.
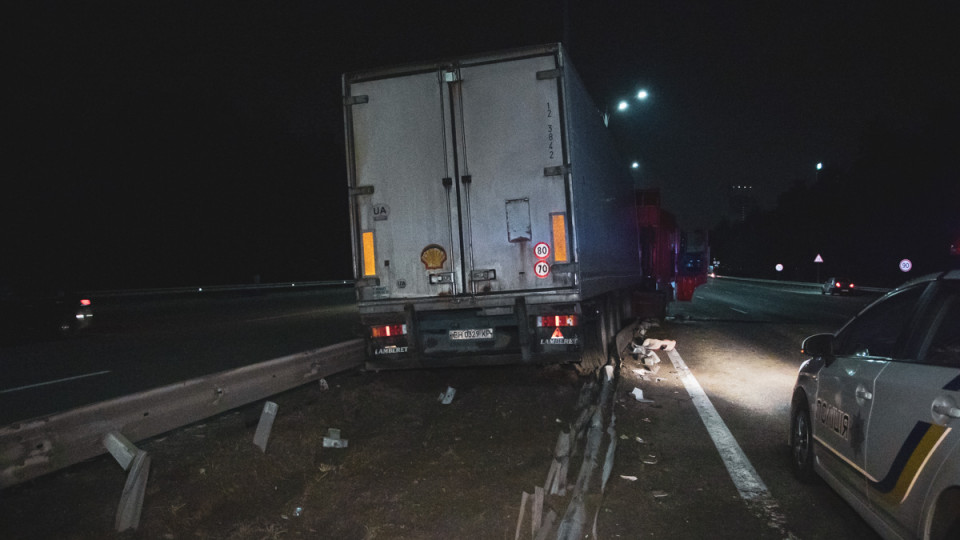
xmin=342 ymin=43 xmax=647 ymax=370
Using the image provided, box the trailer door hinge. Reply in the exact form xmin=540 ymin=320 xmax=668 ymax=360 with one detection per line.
xmin=543 ymin=165 xmax=571 ymax=177
xmin=350 ymin=185 xmax=375 ymax=196
xmin=536 ymin=68 xmax=562 ymax=80
xmin=344 ymin=95 xmax=369 ymax=106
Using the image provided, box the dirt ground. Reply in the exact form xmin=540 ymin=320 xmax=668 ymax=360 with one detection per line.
xmin=1 ymin=362 xmax=592 ymax=539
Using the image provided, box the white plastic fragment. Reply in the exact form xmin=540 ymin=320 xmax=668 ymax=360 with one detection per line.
xmin=438 ymin=386 xmax=456 ymax=404
xmin=652 ymin=490 xmax=669 ymax=498
xmin=318 ymin=378 xmax=329 ymax=391
xmin=323 ymin=428 xmax=348 ymax=448
xmin=631 ymin=387 xmax=655 ymax=403
xmin=620 ymin=475 xmax=638 ymax=481
xmin=642 ymin=338 xmax=676 ymax=351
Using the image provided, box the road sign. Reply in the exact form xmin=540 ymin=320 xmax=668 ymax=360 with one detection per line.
xmin=775 ymin=264 xmax=784 ymax=272
xmin=534 ymin=242 xmax=550 ymax=260
xmin=814 ymin=254 xmax=824 ymax=263
xmin=899 ymin=259 xmax=913 ymax=272
xmin=534 ymin=260 xmax=550 ymax=278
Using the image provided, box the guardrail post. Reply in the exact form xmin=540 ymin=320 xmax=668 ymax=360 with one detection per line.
xmin=253 ymin=401 xmax=278 ymax=452
xmin=102 ymin=431 xmax=150 ymax=531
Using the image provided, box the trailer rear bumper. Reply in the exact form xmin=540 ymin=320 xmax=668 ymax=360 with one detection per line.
xmin=361 ymin=300 xmax=584 ymax=370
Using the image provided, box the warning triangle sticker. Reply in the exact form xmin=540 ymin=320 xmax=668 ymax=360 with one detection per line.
xmin=550 ymin=327 xmax=564 ymax=339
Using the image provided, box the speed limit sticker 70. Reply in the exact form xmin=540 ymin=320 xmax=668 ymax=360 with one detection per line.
xmin=534 ymin=242 xmax=551 ymax=260
xmin=534 ymin=260 xmax=550 ymax=278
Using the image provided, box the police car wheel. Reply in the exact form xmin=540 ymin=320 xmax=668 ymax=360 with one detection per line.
xmin=790 ymin=403 xmax=815 ymax=482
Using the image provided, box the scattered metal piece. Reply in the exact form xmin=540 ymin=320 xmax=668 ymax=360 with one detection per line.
xmin=619 ymin=475 xmax=638 ymax=481
xmin=318 ymin=378 xmax=329 ymax=391
xmin=438 ymin=386 xmax=456 ymax=404
xmin=642 ymin=454 xmax=658 ymax=465
xmin=652 ymin=490 xmax=669 ymax=498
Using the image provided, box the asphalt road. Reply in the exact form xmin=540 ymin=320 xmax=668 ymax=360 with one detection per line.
xmin=1 ymin=277 xmax=897 ymax=538
xmin=602 ymin=277 xmax=883 ymax=539
xmin=0 ymin=287 xmax=359 ymax=425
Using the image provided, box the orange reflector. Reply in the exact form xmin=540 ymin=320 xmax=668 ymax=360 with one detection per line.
xmin=551 ymin=213 xmax=568 ymax=263
xmin=362 ymin=231 xmax=376 ymax=276
xmin=551 ymin=327 xmax=564 ymax=339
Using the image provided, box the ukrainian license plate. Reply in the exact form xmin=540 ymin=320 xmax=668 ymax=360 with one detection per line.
xmin=449 ymin=328 xmax=494 ymax=340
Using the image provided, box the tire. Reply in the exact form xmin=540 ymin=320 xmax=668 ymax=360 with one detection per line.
xmin=790 ymin=398 xmax=815 ymax=482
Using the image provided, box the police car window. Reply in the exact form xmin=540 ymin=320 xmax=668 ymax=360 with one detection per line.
xmin=835 ymin=285 xmax=925 ymax=358
xmin=923 ymin=290 xmax=960 ymax=367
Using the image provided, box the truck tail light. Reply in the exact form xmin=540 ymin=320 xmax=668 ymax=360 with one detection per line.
xmin=362 ymin=231 xmax=376 ymax=276
xmin=80 ymin=299 xmax=91 ymax=306
xmin=551 ymin=213 xmax=568 ymax=263
xmin=371 ymin=324 xmax=407 ymax=338
xmin=536 ymin=315 xmax=578 ymax=327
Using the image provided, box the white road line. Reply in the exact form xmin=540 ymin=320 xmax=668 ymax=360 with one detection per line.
xmin=0 ymin=370 xmax=112 ymax=395
xmin=729 ymin=307 xmax=749 ymax=314
xmin=665 ymin=349 xmax=791 ymax=534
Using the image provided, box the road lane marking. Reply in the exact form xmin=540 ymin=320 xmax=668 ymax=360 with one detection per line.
xmin=0 ymin=370 xmax=111 ymax=395
xmin=729 ymin=307 xmax=749 ymax=314
xmin=665 ymin=349 xmax=791 ymax=534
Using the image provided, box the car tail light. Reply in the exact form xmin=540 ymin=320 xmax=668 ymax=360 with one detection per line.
xmin=835 ymin=283 xmax=841 ymax=288
xmin=849 ymin=283 xmax=855 ymax=288
xmin=80 ymin=299 xmax=91 ymax=306
xmin=536 ymin=315 xmax=578 ymax=327
xmin=371 ymin=324 xmax=407 ymax=338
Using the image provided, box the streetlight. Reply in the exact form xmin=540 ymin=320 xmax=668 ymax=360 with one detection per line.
xmin=816 ymin=162 xmax=823 ymax=170
xmin=631 ymin=161 xmax=640 ymax=169
xmin=637 ymin=89 xmax=649 ymax=100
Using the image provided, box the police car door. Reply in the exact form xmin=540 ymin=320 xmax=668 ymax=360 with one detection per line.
xmin=815 ymin=284 xmax=928 ymax=501
xmin=864 ymin=279 xmax=960 ymax=538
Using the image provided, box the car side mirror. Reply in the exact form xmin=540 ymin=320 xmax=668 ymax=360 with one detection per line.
xmin=801 ymin=333 xmax=834 ymax=358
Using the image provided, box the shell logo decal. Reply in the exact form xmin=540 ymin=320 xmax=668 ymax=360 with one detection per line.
xmin=420 ymin=245 xmax=447 ymax=270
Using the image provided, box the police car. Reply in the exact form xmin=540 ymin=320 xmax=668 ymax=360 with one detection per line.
xmin=789 ymin=270 xmax=960 ymax=540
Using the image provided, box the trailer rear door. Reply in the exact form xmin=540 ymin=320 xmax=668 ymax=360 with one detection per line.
xmin=346 ymin=50 xmax=572 ymax=302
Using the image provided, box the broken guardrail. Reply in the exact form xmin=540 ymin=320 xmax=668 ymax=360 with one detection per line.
xmin=0 ymin=338 xmax=364 ymax=491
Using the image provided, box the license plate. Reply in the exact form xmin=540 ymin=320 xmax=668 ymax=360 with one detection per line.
xmin=449 ymin=328 xmax=494 ymax=340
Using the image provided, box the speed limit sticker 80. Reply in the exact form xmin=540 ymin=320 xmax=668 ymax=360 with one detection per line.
xmin=534 ymin=242 xmax=551 ymax=260
xmin=534 ymin=260 xmax=550 ymax=278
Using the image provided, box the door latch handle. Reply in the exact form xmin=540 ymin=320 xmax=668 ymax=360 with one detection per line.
xmin=856 ymin=389 xmax=873 ymax=400
xmin=933 ymin=404 xmax=960 ymax=419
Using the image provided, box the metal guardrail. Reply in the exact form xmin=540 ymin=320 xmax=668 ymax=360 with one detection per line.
xmin=0 ymin=339 xmax=365 ymax=489
xmin=715 ymin=275 xmax=891 ymax=294
xmin=81 ymin=280 xmax=354 ymax=298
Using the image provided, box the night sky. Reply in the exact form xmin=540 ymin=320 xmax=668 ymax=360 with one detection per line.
xmin=7 ymin=1 xmax=958 ymax=289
